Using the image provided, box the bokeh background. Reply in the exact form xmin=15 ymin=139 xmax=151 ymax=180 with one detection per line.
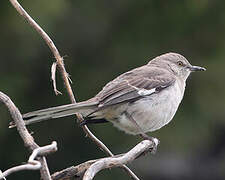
xmin=0 ymin=0 xmax=225 ymax=179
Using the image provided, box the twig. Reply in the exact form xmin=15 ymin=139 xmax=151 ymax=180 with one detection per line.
xmin=51 ymin=62 xmax=62 ymax=95
xmin=0 ymin=91 xmax=54 ymax=180
xmin=0 ymin=142 xmax=57 ymax=180
xmin=8 ymin=0 xmax=139 ymax=179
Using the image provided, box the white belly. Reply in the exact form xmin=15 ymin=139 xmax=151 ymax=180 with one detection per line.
xmin=110 ymin=81 xmax=184 ymax=135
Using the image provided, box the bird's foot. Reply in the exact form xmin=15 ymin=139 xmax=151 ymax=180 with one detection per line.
xmin=140 ymin=133 xmax=160 ymax=154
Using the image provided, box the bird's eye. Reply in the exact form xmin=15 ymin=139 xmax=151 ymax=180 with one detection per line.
xmin=177 ymin=61 xmax=184 ymax=66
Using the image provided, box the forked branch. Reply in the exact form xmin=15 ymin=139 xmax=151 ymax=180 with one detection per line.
xmin=51 ymin=140 xmax=154 ymax=180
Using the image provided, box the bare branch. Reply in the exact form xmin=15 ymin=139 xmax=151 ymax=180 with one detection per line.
xmin=80 ymin=127 xmax=140 ymax=180
xmin=0 ymin=91 xmax=53 ymax=180
xmin=0 ymin=142 xmax=57 ymax=180
xmin=28 ymin=141 xmax=57 ymax=161
xmin=51 ymin=159 xmax=138 ymax=180
xmin=51 ymin=160 xmax=97 ymax=180
xmin=0 ymin=91 xmax=37 ymax=150
xmin=51 ymin=140 xmax=154 ymax=180
xmin=8 ymin=0 xmax=139 ymax=179
xmin=83 ymin=140 xmax=153 ymax=180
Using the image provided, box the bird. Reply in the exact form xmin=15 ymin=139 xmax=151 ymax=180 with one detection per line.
xmin=10 ymin=52 xmax=206 ymax=145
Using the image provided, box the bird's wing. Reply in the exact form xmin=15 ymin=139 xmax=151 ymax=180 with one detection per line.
xmin=96 ymin=66 xmax=176 ymax=107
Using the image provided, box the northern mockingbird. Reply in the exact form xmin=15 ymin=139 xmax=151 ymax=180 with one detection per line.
xmin=10 ymin=53 xmax=205 ymax=145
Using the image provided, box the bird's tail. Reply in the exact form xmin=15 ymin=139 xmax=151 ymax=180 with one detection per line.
xmin=9 ymin=100 xmax=99 ymax=128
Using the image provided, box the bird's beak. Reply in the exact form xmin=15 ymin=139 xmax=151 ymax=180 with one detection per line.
xmin=188 ymin=65 xmax=206 ymax=72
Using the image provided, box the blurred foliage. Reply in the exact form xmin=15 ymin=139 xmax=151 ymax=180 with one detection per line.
xmin=0 ymin=0 xmax=225 ymax=179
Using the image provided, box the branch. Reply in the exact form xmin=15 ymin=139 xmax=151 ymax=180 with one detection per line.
xmin=8 ymin=0 xmax=139 ymax=179
xmin=51 ymin=140 xmax=154 ymax=180
xmin=83 ymin=140 xmax=153 ymax=180
xmin=0 ymin=142 xmax=57 ymax=180
xmin=0 ymin=91 xmax=56 ymax=180
xmin=51 ymin=160 xmax=97 ymax=180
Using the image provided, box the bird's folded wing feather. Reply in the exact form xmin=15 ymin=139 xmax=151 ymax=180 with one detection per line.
xmin=96 ymin=66 xmax=175 ymax=107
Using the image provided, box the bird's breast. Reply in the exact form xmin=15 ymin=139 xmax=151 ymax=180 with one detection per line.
xmin=109 ymin=81 xmax=184 ymax=135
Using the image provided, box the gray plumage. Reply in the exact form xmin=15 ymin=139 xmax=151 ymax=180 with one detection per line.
xmin=16 ymin=52 xmax=206 ymax=135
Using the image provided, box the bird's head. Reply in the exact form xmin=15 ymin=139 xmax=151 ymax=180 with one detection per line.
xmin=148 ymin=52 xmax=206 ymax=80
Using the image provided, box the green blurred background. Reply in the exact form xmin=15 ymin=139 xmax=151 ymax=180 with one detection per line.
xmin=0 ymin=0 xmax=225 ymax=179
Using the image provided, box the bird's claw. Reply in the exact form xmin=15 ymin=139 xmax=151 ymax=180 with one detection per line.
xmin=140 ymin=133 xmax=160 ymax=154
xmin=149 ymin=137 xmax=160 ymax=154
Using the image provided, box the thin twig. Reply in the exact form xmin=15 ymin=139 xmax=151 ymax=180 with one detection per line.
xmin=8 ymin=0 xmax=139 ymax=179
xmin=0 ymin=142 xmax=57 ymax=180
xmin=0 ymin=91 xmax=53 ymax=180
xmin=51 ymin=62 xmax=62 ymax=95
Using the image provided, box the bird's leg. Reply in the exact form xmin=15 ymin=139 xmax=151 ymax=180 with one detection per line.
xmin=124 ymin=112 xmax=159 ymax=154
